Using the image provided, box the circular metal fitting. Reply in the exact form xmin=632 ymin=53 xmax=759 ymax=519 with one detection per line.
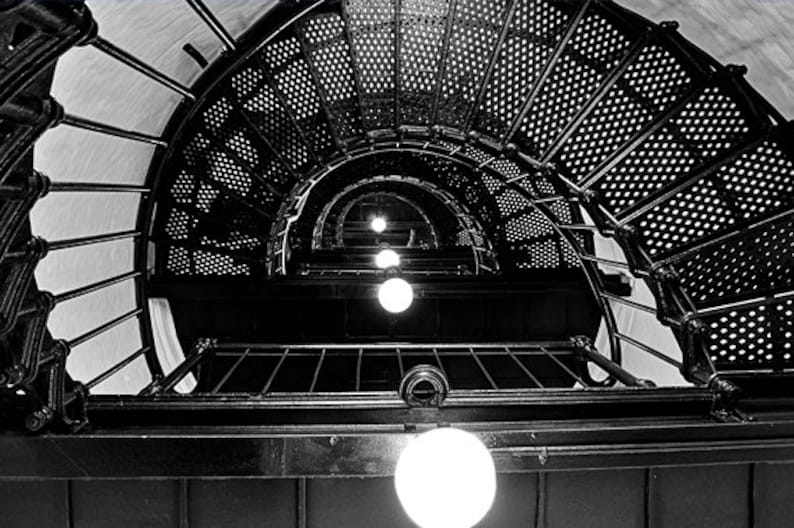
xmin=399 ymin=364 xmax=450 ymax=408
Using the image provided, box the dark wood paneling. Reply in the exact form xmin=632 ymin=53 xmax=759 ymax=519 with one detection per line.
xmin=307 ymin=477 xmax=409 ymax=527
xmin=650 ymin=465 xmax=750 ymax=528
xmin=0 ymin=480 xmax=68 ymax=528
xmin=545 ymin=469 xmax=646 ymax=528
xmin=71 ymin=479 xmax=180 ymax=528
xmin=4 ymin=463 xmax=793 ymax=527
xmin=481 ymin=473 xmax=538 ymax=527
xmin=753 ymin=462 xmax=794 ymax=528
xmin=188 ymin=478 xmax=297 ymax=528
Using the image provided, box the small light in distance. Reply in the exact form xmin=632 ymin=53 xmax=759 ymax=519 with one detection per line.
xmin=394 ymin=427 xmax=496 ymax=528
xmin=375 ymin=248 xmax=400 ymax=269
xmin=378 ymin=277 xmax=414 ymax=313
xmin=371 ymin=216 xmax=387 ymax=233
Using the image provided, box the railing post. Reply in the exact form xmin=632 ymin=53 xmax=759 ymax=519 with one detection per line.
xmin=140 ymin=338 xmax=217 ymax=395
xmin=573 ymin=336 xmax=655 ymax=388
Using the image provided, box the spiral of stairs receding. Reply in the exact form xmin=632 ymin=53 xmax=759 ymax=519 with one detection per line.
xmin=152 ymin=0 xmax=793 ymax=379
xmin=0 ymin=0 xmax=793 ymax=431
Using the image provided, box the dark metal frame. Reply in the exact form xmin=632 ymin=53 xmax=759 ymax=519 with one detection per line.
xmin=1 ymin=0 xmax=792 ymax=435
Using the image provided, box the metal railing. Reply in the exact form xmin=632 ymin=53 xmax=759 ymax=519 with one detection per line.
xmin=135 ymin=339 xmax=654 ymax=405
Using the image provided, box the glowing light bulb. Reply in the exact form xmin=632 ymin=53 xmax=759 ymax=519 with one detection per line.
xmin=375 ymin=249 xmax=401 ymax=269
xmin=371 ymin=216 xmax=387 ymax=233
xmin=378 ymin=278 xmax=414 ymax=313
xmin=395 ymin=428 xmax=496 ymax=528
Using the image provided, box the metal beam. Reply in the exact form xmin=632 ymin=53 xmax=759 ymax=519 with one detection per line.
xmin=617 ymin=332 xmax=682 ymax=369
xmin=61 ymin=114 xmax=167 ymax=146
xmin=430 ymin=0 xmax=458 ymax=123
xmin=49 ymin=181 xmax=150 ymax=193
xmin=464 ymin=0 xmax=520 ymax=132
xmin=184 ymin=0 xmax=237 ymax=52
xmin=578 ymin=80 xmax=708 ymax=190
xmin=53 ymin=270 xmax=142 ymax=304
xmin=295 ymin=26 xmax=344 ymax=152
xmin=11 ymin=406 xmax=794 ymax=477
xmin=695 ymin=290 xmax=794 ymax=319
xmin=224 ymin=90 xmax=302 ymax=179
xmin=541 ymin=30 xmax=653 ymax=163
xmin=68 ymin=308 xmax=143 ymax=349
xmin=47 ymin=230 xmax=140 ymax=251
xmin=616 ymin=131 xmax=771 ymax=227
xmin=91 ymin=37 xmax=195 ymax=100
xmin=657 ymin=207 xmax=794 ymax=266
xmin=503 ymin=0 xmax=593 ymax=142
xmin=86 ymin=346 xmax=150 ymax=390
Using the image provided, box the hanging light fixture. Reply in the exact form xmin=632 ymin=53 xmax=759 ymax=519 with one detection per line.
xmin=371 ymin=216 xmax=387 ymax=233
xmin=378 ymin=277 xmax=414 ymax=313
xmin=394 ymin=427 xmax=496 ymax=528
xmin=375 ymin=248 xmax=400 ymax=269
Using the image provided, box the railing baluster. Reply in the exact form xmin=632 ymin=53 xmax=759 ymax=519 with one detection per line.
xmin=149 ymin=339 xmax=216 ymax=394
xmin=616 ymin=333 xmax=682 ymax=369
xmin=396 ymin=347 xmax=405 ymax=379
xmin=505 ymin=347 xmax=544 ymax=388
xmin=356 ymin=348 xmax=363 ymax=392
xmin=469 ymin=346 xmax=498 ymax=389
xmin=580 ymin=254 xmax=633 ymax=271
xmin=309 ymin=348 xmax=326 ymax=392
xmin=61 ymin=114 xmax=167 ymax=146
xmin=261 ymin=347 xmax=290 ymax=394
xmin=558 ymin=224 xmax=601 ymax=233
xmin=576 ymin=339 xmax=652 ymax=387
xmin=69 ymin=308 xmax=142 ymax=349
xmin=211 ymin=347 xmax=251 ymax=394
xmin=602 ymin=292 xmax=658 ymax=315
xmin=184 ymin=0 xmax=237 ymax=52
xmin=432 ymin=347 xmax=447 ymax=377
xmin=91 ymin=37 xmax=194 ymax=100
xmin=541 ymin=346 xmax=588 ymax=387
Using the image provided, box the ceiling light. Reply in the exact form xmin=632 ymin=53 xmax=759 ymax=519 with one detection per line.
xmin=371 ymin=216 xmax=387 ymax=233
xmin=378 ymin=277 xmax=413 ymax=313
xmin=394 ymin=427 xmax=496 ymax=528
xmin=375 ymin=248 xmax=400 ymax=269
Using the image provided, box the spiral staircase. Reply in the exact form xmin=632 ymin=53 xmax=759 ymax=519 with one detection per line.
xmin=1 ymin=0 xmax=794 ymax=526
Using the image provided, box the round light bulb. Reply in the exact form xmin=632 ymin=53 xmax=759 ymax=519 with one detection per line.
xmin=371 ymin=216 xmax=387 ymax=233
xmin=395 ymin=428 xmax=496 ymax=528
xmin=375 ymin=249 xmax=401 ymax=269
xmin=378 ymin=278 xmax=414 ymax=313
